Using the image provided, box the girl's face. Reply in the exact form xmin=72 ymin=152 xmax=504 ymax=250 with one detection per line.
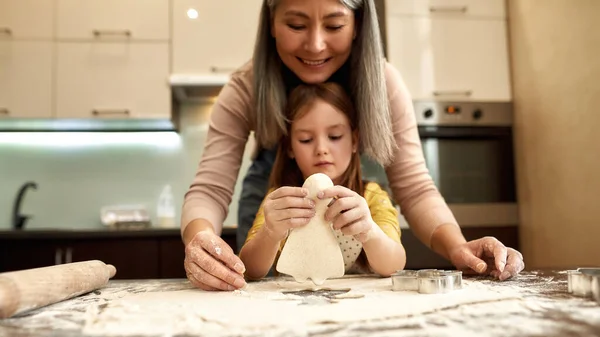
xmin=271 ymin=0 xmax=356 ymax=84
xmin=289 ymin=98 xmax=357 ymax=184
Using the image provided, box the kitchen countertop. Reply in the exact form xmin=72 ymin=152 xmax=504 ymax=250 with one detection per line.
xmin=0 ymin=226 xmax=238 ymax=239
xmin=1 ymin=270 xmax=598 ymax=337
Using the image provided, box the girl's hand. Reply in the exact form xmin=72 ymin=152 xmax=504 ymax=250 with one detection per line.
xmin=318 ymin=186 xmax=375 ymax=243
xmin=262 ymin=186 xmax=316 ymax=241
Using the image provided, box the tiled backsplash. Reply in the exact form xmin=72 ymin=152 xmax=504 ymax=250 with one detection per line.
xmin=0 ymin=102 xmax=255 ymax=230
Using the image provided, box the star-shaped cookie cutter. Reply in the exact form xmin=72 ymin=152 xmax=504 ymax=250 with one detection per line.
xmin=391 ymin=269 xmax=463 ymax=294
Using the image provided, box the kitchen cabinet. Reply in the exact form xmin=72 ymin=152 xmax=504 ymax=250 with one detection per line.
xmin=0 ymin=41 xmax=53 ymax=118
xmin=385 ymin=0 xmax=511 ymax=101
xmin=172 ymin=0 xmax=262 ymax=76
xmin=0 ymin=0 xmax=54 ymax=119
xmin=66 ymin=239 xmax=161 ymax=279
xmin=0 ymin=0 xmax=54 ymax=39
xmin=0 ymin=0 xmax=172 ymax=122
xmin=386 ymin=0 xmax=506 ymax=18
xmin=55 ymin=42 xmax=171 ymax=119
xmin=56 ymin=0 xmax=169 ymax=41
xmin=0 ymin=239 xmax=60 ymax=272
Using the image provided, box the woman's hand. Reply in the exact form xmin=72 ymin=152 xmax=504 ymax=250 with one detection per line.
xmin=184 ymin=230 xmax=247 ymax=291
xmin=318 ymin=186 xmax=375 ymax=243
xmin=262 ymin=186 xmax=316 ymax=241
xmin=448 ymin=236 xmax=525 ymax=280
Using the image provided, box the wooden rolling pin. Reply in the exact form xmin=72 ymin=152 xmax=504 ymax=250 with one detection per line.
xmin=0 ymin=260 xmax=116 ymax=319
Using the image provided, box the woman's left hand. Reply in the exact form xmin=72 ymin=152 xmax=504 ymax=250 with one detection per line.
xmin=318 ymin=186 xmax=375 ymax=243
xmin=449 ymin=237 xmax=525 ymax=281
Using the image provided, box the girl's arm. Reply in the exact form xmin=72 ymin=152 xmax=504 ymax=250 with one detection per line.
xmin=319 ymin=184 xmax=406 ymax=277
xmin=361 ymin=221 xmax=406 ymax=277
xmin=238 ymin=205 xmax=283 ymax=280
xmin=239 ymin=187 xmax=315 ymax=280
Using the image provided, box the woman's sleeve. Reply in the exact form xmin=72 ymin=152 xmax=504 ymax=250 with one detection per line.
xmin=180 ymin=71 xmax=254 ymax=236
xmin=383 ymin=62 xmax=459 ymax=248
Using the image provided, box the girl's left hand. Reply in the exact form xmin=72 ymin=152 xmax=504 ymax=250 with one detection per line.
xmin=318 ymin=186 xmax=375 ymax=243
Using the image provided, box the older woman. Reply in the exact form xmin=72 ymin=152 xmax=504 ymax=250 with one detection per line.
xmin=181 ymin=0 xmax=525 ymax=291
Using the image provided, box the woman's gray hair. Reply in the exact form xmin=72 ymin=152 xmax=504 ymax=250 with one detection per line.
xmin=253 ymin=0 xmax=395 ymax=166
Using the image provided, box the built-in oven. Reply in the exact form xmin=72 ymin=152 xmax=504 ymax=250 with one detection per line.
xmin=362 ymin=101 xmax=518 ymax=229
xmin=412 ymin=101 xmax=518 ymax=228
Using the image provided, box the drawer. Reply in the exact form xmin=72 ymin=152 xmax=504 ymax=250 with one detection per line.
xmin=57 ymin=0 xmax=169 ymax=41
xmin=55 ymin=42 xmax=171 ymax=119
xmin=0 ymin=0 xmax=54 ymax=39
xmin=0 ymin=41 xmax=53 ymax=118
xmin=385 ymin=0 xmax=506 ymax=19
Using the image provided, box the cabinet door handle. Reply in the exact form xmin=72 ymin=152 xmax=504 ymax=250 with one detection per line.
xmin=0 ymin=27 xmax=12 ymax=36
xmin=0 ymin=108 xmax=9 ymax=115
xmin=55 ymin=248 xmax=63 ymax=265
xmin=429 ymin=6 xmax=468 ymax=13
xmin=433 ymin=90 xmax=472 ymax=97
xmin=92 ymin=29 xmax=132 ymax=38
xmin=65 ymin=248 xmax=73 ymax=264
xmin=210 ymin=66 xmax=237 ymax=74
xmin=92 ymin=109 xmax=130 ymax=116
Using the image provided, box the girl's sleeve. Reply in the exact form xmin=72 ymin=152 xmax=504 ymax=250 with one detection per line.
xmin=364 ymin=183 xmax=401 ymax=243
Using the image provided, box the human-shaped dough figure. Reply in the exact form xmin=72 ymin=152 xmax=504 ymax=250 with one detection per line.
xmin=239 ymin=83 xmax=406 ymax=285
xmin=276 ymin=173 xmax=344 ymax=285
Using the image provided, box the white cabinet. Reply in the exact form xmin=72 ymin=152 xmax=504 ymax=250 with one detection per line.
xmin=385 ymin=0 xmax=511 ymax=101
xmin=0 ymin=0 xmax=53 ymax=118
xmin=172 ymin=0 xmax=262 ymax=75
xmin=56 ymin=0 xmax=169 ymax=41
xmin=0 ymin=0 xmax=54 ymax=39
xmin=386 ymin=16 xmax=511 ymax=101
xmin=0 ymin=41 xmax=53 ymax=118
xmin=56 ymin=43 xmax=170 ymax=119
xmin=386 ymin=0 xmax=506 ymax=18
xmin=55 ymin=0 xmax=172 ymax=120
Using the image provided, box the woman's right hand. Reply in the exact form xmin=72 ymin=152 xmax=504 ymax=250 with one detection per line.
xmin=262 ymin=186 xmax=316 ymax=241
xmin=184 ymin=230 xmax=247 ymax=291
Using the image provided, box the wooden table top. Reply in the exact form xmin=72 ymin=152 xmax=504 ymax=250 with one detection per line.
xmin=1 ymin=270 xmax=599 ymax=337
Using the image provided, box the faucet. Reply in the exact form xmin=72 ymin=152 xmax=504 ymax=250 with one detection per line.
xmin=12 ymin=181 xmax=38 ymax=230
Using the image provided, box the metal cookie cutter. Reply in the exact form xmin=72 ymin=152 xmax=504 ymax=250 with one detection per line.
xmin=568 ymin=268 xmax=600 ymax=300
xmin=392 ymin=269 xmax=462 ymax=294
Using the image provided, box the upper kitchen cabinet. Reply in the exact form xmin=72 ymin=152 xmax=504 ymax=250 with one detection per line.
xmin=172 ymin=0 xmax=262 ymax=76
xmin=0 ymin=0 xmax=54 ymax=118
xmin=385 ymin=0 xmax=511 ymax=102
xmin=0 ymin=0 xmax=54 ymax=39
xmin=56 ymin=0 xmax=169 ymax=41
xmin=55 ymin=43 xmax=170 ymax=119
xmin=386 ymin=0 xmax=506 ymax=19
xmin=0 ymin=41 xmax=53 ymax=118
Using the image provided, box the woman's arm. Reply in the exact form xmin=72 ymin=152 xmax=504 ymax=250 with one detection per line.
xmin=181 ymin=64 xmax=254 ymax=240
xmin=181 ymin=63 xmax=254 ymax=291
xmin=382 ymin=62 xmax=466 ymax=257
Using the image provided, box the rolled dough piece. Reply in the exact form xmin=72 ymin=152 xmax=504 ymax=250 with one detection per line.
xmin=276 ymin=173 xmax=345 ymax=285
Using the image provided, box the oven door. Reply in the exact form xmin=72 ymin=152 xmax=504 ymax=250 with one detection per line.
xmin=418 ymin=125 xmax=518 ymax=227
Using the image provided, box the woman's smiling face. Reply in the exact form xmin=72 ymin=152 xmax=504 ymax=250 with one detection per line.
xmin=271 ymin=0 xmax=356 ymax=84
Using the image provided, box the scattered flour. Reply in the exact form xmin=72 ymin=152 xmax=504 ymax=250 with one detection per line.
xmin=3 ymin=274 xmax=599 ymax=337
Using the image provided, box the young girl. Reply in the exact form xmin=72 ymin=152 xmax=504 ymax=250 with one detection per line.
xmin=238 ymin=83 xmax=406 ymax=280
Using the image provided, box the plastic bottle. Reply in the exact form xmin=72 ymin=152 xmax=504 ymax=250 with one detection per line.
xmin=157 ymin=185 xmax=176 ymax=228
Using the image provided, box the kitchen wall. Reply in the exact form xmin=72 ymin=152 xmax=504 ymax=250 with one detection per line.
xmin=508 ymin=0 xmax=600 ymax=268
xmin=0 ymin=102 xmax=256 ymax=230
